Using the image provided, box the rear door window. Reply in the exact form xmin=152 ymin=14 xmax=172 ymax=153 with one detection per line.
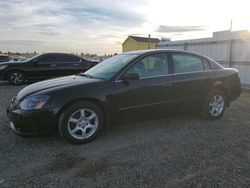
xmin=37 ymin=54 xmax=58 ymax=63
xmin=57 ymin=54 xmax=81 ymax=63
xmin=172 ymin=53 xmax=204 ymax=74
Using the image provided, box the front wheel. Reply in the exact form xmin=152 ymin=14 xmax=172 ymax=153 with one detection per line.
xmin=58 ymin=101 xmax=104 ymax=144
xmin=7 ymin=71 xmax=25 ymax=85
xmin=201 ymin=90 xmax=226 ymax=120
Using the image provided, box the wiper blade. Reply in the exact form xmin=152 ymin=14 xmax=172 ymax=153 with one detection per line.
xmin=78 ymin=73 xmax=93 ymax=78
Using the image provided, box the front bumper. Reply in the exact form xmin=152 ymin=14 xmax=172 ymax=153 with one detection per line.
xmin=6 ymin=107 xmax=58 ymax=135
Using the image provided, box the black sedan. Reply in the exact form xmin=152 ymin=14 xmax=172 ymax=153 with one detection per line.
xmin=0 ymin=53 xmax=97 ymax=85
xmin=7 ymin=50 xmax=241 ymax=144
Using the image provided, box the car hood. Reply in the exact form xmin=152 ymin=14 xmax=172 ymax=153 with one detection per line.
xmin=17 ymin=75 xmax=101 ymax=100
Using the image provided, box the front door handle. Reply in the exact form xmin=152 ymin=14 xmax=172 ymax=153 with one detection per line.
xmin=50 ymin=64 xmax=57 ymax=67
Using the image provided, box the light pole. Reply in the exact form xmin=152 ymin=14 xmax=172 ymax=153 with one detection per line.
xmin=148 ymin=34 xmax=151 ymax=49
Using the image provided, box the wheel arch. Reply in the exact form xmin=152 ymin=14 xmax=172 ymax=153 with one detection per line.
xmin=211 ymin=81 xmax=230 ymax=107
xmin=56 ymin=98 xmax=111 ymax=129
xmin=5 ymin=69 xmax=26 ymax=80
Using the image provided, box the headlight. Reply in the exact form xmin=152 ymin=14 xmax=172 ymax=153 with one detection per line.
xmin=0 ymin=65 xmax=7 ymax=70
xmin=20 ymin=95 xmax=49 ymax=110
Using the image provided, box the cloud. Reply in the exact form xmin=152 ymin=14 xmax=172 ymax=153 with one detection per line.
xmin=0 ymin=39 xmax=45 ymax=52
xmin=0 ymin=0 xmax=148 ymax=54
xmin=63 ymin=6 xmax=144 ymax=27
xmin=156 ymin=25 xmax=205 ymax=33
xmin=35 ymin=31 xmax=61 ymax=36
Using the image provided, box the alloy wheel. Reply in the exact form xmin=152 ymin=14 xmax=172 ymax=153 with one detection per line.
xmin=9 ymin=72 xmax=24 ymax=85
xmin=67 ymin=108 xmax=98 ymax=139
xmin=208 ymin=94 xmax=225 ymax=117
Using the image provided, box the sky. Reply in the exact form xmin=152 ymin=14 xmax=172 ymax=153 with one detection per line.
xmin=0 ymin=0 xmax=250 ymax=55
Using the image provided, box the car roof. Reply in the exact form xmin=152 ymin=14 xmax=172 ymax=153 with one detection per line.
xmin=121 ymin=49 xmax=213 ymax=60
xmin=41 ymin=53 xmax=78 ymax=56
xmin=36 ymin=53 xmax=85 ymax=59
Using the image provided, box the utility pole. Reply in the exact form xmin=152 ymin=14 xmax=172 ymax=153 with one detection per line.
xmin=230 ymin=20 xmax=233 ymax=31
xmin=229 ymin=20 xmax=233 ymax=67
xmin=148 ymin=34 xmax=151 ymax=49
xmin=184 ymin=42 xmax=187 ymax=51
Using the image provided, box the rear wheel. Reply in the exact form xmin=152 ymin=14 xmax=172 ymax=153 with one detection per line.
xmin=201 ymin=90 xmax=226 ymax=120
xmin=58 ymin=101 xmax=104 ymax=144
xmin=7 ymin=70 xmax=25 ymax=85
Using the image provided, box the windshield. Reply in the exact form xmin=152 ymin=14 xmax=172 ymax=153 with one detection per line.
xmin=84 ymin=54 xmax=138 ymax=79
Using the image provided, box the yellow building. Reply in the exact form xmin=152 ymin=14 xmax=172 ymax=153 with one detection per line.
xmin=122 ymin=36 xmax=160 ymax=52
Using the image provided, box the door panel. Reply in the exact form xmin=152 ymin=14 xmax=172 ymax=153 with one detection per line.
xmin=113 ymin=53 xmax=175 ymax=120
xmin=169 ymin=52 xmax=214 ymax=111
xmin=114 ymin=76 xmax=175 ymax=119
xmin=27 ymin=54 xmax=59 ymax=79
xmin=170 ymin=72 xmax=214 ymax=110
xmin=56 ymin=54 xmax=83 ymax=76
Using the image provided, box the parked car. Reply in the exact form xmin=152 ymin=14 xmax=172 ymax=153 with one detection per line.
xmin=0 ymin=55 xmax=11 ymax=62
xmin=7 ymin=50 xmax=241 ymax=144
xmin=0 ymin=53 xmax=97 ymax=85
xmin=8 ymin=57 xmax=26 ymax=62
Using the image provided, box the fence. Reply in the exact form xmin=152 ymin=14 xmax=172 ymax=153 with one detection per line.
xmin=158 ymin=30 xmax=250 ymax=88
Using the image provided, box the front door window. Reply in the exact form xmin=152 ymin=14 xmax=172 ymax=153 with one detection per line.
xmin=126 ymin=53 xmax=168 ymax=78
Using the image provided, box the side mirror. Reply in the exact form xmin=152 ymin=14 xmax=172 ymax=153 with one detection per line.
xmin=122 ymin=72 xmax=139 ymax=80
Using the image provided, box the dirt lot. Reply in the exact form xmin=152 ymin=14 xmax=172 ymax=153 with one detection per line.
xmin=0 ymin=81 xmax=250 ymax=188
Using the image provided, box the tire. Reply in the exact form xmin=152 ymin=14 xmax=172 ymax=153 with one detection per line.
xmin=58 ymin=101 xmax=104 ymax=144
xmin=201 ymin=90 xmax=226 ymax=120
xmin=7 ymin=70 xmax=25 ymax=85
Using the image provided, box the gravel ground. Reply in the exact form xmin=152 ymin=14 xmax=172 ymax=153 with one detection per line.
xmin=0 ymin=81 xmax=250 ymax=188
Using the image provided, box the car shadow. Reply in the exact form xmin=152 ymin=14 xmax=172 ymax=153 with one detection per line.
xmin=13 ymin=111 xmax=202 ymax=144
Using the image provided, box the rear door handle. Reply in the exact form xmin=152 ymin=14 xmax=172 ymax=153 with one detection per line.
xmin=50 ymin=64 xmax=57 ymax=67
